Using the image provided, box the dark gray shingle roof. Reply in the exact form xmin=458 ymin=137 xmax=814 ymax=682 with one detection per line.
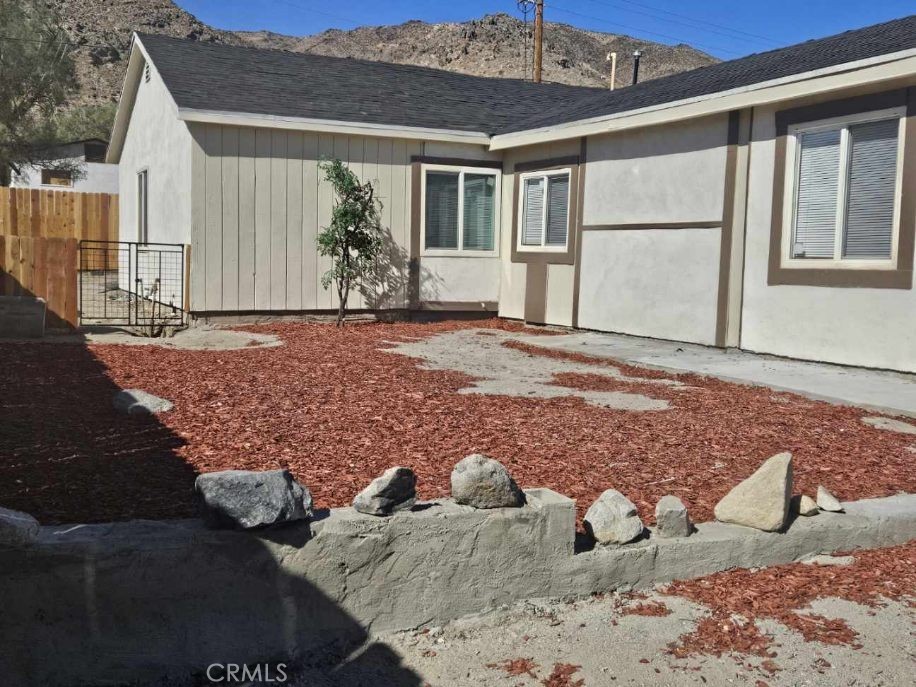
xmin=138 ymin=14 xmax=916 ymax=138
xmin=499 ymin=14 xmax=916 ymax=134
xmin=137 ymin=33 xmax=604 ymax=134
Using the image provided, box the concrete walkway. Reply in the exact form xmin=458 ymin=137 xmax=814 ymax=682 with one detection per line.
xmin=515 ymin=331 xmax=916 ymax=418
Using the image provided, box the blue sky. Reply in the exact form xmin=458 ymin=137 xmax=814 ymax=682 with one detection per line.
xmin=177 ymin=1 xmax=914 ymax=60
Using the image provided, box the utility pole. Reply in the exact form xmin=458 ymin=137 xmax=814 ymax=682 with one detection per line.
xmin=533 ymin=0 xmax=544 ymax=83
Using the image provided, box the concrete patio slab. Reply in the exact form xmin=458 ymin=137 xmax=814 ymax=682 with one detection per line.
xmin=513 ymin=330 xmax=916 ymax=418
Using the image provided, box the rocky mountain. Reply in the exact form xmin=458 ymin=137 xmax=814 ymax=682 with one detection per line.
xmin=54 ymin=1 xmax=718 ymax=109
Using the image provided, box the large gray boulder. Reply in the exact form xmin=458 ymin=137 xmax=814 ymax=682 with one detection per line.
xmin=816 ymin=486 xmax=844 ymax=512
xmin=450 ymin=454 xmax=524 ymax=509
xmin=714 ymin=452 xmax=793 ymax=532
xmin=655 ymin=495 xmax=692 ymax=538
xmin=195 ymin=469 xmax=313 ymax=529
xmin=353 ymin=466 xmax=417 ymax=516
xmin=584 ymin=489 xmax=644 ymax=545
xmin=0 ymin=506 xmax=40 ymax=547
xmin=113 ymin=389 xmax=173 ymax=415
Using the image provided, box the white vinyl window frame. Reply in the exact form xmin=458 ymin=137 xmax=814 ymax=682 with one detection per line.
xmin=419 ymin=163 xmax=501 ymax=258
xmin=781 ymin=106 xmax=906 ymax=271
xmin=516 ymin=168 xmax=572 ymax=253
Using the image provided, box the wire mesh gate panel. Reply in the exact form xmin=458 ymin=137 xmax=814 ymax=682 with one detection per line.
xmin=79 ymin=241 xmax=186 ymax=327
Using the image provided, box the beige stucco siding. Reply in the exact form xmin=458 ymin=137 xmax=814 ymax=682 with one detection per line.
xmin=118 ymin=59 xmax=192 ymax=246
xmin=740 ymin=101 xmax=916 ymax=372
xmin=574 ymin=115 xmax=731 ymax=343
xmin=582 ymin=114 xmax=729 ymax=226
xmin=578 ymin=228 xmax=722 ymax=345
xmin=189 ymin=125 xmax=421 ymax=312
xmin=498 ymin=140 xmax=582 ymax=323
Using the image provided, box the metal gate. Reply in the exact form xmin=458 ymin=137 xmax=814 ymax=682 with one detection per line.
xmin=78 ymin=240 xmax=186 ymax=328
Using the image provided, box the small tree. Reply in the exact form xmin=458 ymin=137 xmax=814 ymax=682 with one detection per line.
xmin=0 ymin=0 xmax=79 ymax=186
xmin=317 ymin=159 xmax=383 ymax=326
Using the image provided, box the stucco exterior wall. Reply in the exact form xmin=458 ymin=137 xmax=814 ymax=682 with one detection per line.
xmin=741 ymin=102 xmax=916 ymax=372
xmin=583 ymin=114 xmax=729 ymax=226
xmin=578 ymin=228 xmax=722 ymax=345
xmin=118 ymin=60 xmax=192 ymax=246
xmin=574 ymin=115 xmax=730 ymax=343
xmin=498 ymin=140 xmax=582 ymax=324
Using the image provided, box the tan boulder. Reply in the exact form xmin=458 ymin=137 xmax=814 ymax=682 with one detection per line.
xmin=714 ymin=452 xmax=793 ymax=532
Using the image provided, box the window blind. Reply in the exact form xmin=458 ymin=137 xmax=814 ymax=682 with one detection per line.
xmin=522 ymin=177 xmax=545 ymax=245
xmin=843 ymin=118 xmax=898 ymax=259
xmin=463 ymin=173 xmax=495 ymax=250
xmin=793 ymin=129 xmax=840 ymax=259
xmin=546 ymin=175 xmax=570 ymax=246
xmin=425 ymin=172 xmax=459 ymax=249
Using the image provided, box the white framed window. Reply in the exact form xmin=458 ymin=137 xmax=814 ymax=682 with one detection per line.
xmin=421 ymin=164 xmax=500 ymax=257
xmin=782 ymin=107 xmax=905 ymax=268
xmin=137 ymin=169 xmax=149 ymax=243
xmin=517 ymin=169 xmax=571 ymax=252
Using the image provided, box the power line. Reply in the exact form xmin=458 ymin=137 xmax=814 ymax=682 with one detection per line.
xmin=544 ymin=1 xmax=747 ymax=57
xmin=598 ymin=0 xmax=782 ymax=46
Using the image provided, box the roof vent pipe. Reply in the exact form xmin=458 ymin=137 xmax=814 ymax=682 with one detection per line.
xmin=632 ymin=49 xmax=642 ymax=85
xmin=606 ymin=52 xmax=617 ymax=90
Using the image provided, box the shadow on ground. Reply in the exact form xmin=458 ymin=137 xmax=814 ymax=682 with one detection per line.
xmin=0 ymin=336 xmax=421 ymax=686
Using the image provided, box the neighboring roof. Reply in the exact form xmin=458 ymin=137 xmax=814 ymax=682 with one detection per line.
xmin=499 ymin=14 xmax=916 ymax=134
xmin=135 ymin=33 xmax=604 ymax=135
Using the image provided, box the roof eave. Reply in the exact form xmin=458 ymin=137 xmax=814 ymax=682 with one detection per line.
xmin=177 ymin=108 xmax=492 ymax=145
xmin=489 ymin=47 xmax=916 ymax=151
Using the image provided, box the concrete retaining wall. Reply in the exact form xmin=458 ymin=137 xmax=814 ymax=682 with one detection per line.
xmin=2 ymin=490 xmax=914 ymax=686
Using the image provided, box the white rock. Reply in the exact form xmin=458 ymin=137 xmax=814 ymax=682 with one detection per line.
xmin=451 ymin=454 xmax=524 ymax=509
xmin=353 ymin=466 xmax=416 ymax=516
xmin=796 ymin=494 xmax=818 ymax=516
xmin=113 ymin=389 xmax=173 ymax=415
xmin=801 ymin=554 xmax=855 ymax=566
xmin=655 ymin=495 xmax=691 ymax=537
xmin=816 ymin=486 xmax=844 ymax=512
xmin=713 ymin=452 xmax=793 ymax=532
xmin=0 ymin=506 xmax=40 ymax=547
xmin=584 ymin=489 xmax=644 ymax=545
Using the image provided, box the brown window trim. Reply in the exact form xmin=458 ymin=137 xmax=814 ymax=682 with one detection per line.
xmin=767 ymin=87 xmax=915 ymax=290
xmin=510 ymin=156 xmax=581 ymax=266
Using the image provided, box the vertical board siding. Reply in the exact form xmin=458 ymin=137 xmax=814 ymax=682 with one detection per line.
xmin=221 ymin=126 xmax=240 ymax=311
xmin=203 ymin=125 xmax=223 ymax=311
xmin=0 ymin=188 xmax=118 ymax=241
xmin=191 ymin=124 xmax=415 ymax=312
xmin=189 ymin=124 xmax=207 ymax=312
xmin=285 ymin=131 xmax=304 ymax=310
xmin=270 ymin=130 xmax=288 ymax=309
xmin=254 ymin=129 xmax=272 ymax=310
xmin=301 ymin=133 xmax=319 ymax=308
xmin=237 ymin=129 xmax=257 ymax=311
xmin=0 ymin=235 xmax=78 ymax=328
xmin=316 ymin=135 xmax=335 ymax=310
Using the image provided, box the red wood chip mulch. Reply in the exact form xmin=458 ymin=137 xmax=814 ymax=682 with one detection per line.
xmin=663 ymin=541 xmax=916 ymax=657
xmin=0 ymin=319 xmax=913 ymax=527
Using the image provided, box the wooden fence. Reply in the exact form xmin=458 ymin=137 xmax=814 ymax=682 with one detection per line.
xmin=0 ymin=235 xmax=78 ymax=329
xmin=0 ymin=187 xmax=118 ymax=241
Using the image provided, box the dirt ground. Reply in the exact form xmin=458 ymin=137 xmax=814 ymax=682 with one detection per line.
xmin=1 ymin=319 xmax=914 ymax=525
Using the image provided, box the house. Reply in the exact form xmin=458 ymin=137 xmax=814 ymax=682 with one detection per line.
xmin=107 ymin=16 xmax=916 ymax=373
xmin=12 ymin=138 xmax=119 ymax=194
